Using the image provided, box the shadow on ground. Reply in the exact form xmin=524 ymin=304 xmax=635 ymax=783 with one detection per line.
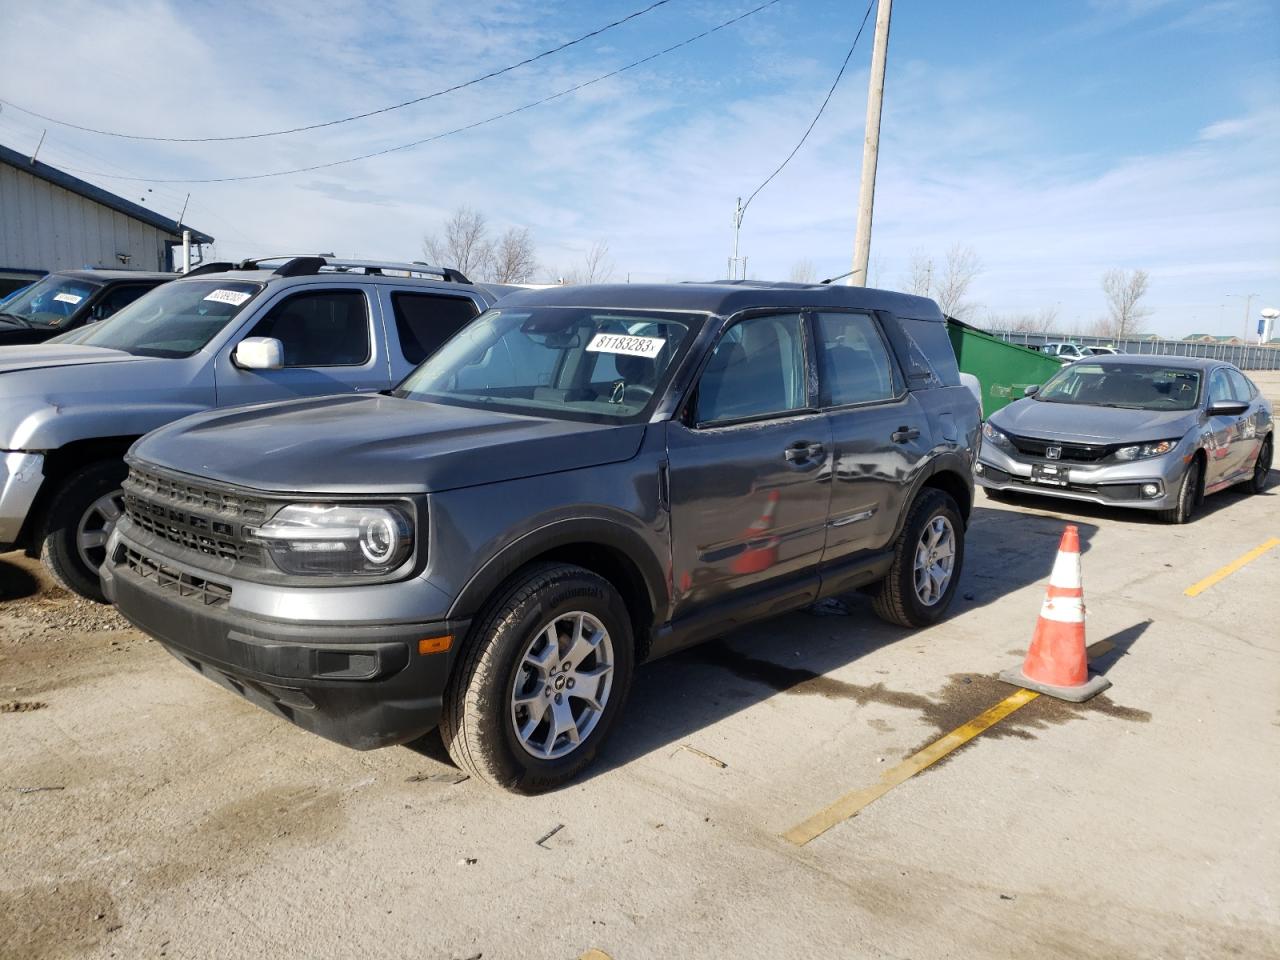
xmin=0 ymin=554 xmax=38 ymax=603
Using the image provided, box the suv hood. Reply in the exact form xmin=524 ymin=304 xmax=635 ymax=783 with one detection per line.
xmin=992 ymin=397 xmax=1196 ymax=443
xmin=0 ymin=344 xmax=143 ymax=375
xmin=133 ymin=394 xmax=647 ymax=494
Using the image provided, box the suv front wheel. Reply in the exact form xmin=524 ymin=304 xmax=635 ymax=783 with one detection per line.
xmin=871 ymin=488 xmax=965 ymax=628
xmin=441 ymin=562 xmax=635 ymax=793
xmin=39 ymin=460 xmax=127 ymax=602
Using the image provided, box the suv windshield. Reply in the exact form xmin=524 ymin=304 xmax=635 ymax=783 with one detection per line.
xmin=0 ymin=275 xmax=101 ymax=328
xmin=76 ymin=280 xmax=262 ymax=358
xmin=396 ymin=306 xmax=696 ymax=422
xmin=1037 ymin=362 xmax=1202 ymax=411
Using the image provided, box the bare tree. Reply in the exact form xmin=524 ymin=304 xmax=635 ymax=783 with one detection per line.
xmin=491 ymin=227 xmax=537 ymax=284
xmin=902 ymin=251 xmax=934 ymax=296
xmin=788 ymin=259 xmax=816 ymax=284
xmin=934 ymin=243 xmax=983 ymax=319
xmin=564 ymin=240 xmax=615 ymax=285
xmin=423 ymin=206 xmax=493 ymax=279
xmin=1100 ymin=268 xmax=1151 ymax=337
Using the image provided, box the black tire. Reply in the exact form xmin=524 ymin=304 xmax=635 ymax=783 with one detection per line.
xmin=871 ymin=488 xmax=965 ymax=629
xmin=441 ymin=562 xmax=636 ymax=793
xmin=1246 ymin=436 xmax=1273 ymax=494
xmin=39 ymin=460 xmax=128 ymax=602
xmin=1158 ymin=457 xmax=1203 ymax=524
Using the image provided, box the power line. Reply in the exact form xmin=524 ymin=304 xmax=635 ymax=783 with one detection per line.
xmin=52 ymin=0 xmax=782 ymax=185
xmin=0 ymin=1 xmax=676 ymax=144
xmin=740 ymin=0 xmax=874 ymax=216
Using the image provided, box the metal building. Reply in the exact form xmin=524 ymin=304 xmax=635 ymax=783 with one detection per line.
xmin=0 ymin=142 xmax=213 ymax=294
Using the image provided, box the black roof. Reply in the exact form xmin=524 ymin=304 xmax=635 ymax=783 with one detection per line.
xmin=0 ymin=142 xmax=213 ymax=244
xmin=494 ymin=281 xmax=944 ymax=320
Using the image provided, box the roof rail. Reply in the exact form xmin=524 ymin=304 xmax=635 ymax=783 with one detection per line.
xmin=252 ymin=256 xmax=472 ymax=284
xmin=182 ymin=261 xmax=238 ymax=277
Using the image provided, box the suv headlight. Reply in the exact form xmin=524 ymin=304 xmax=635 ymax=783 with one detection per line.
xmin=1113 ymin=439 xmax=1178 ymax=462
xmin=250 ymin=504 xmax=413 ymax=576
xmin=982 ymin=422 xmax=1014 ymax=450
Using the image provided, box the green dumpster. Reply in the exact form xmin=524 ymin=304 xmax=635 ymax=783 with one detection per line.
xmin=946 ymin=319 xmax=1064 ymax=418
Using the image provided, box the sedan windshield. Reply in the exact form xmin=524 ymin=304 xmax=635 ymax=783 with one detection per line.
xmin=395 ymin=306 xmax=696 ymax=423
xmin=0 ymin=275 xmax=101 ymax=328
xmin=76 ymin=280 xmax=262 ymax=358
xmin=1037 ymin=362 xmax=1201 ymax=411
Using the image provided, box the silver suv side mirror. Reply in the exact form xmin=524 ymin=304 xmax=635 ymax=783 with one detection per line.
xmin=234 ymin=337 xmax=284 ymax=370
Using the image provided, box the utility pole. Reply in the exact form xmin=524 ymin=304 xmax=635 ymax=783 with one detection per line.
xmin=1228 ymin=292 xmax=1259 ymax=342
xmin=728 ymin=197 xmax=745 ymax=280
xmin=850 ymin=0 xmax=892 ymax=286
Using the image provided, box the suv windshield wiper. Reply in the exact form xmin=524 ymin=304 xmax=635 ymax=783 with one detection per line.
xmin=0 ymin=310 xmax=33 ymax=329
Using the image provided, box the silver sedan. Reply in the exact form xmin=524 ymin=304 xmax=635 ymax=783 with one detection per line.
xmin=976 ymin=356 xmax=1273 ymax=523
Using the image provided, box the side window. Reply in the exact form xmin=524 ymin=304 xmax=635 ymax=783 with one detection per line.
xmin=391 ymin=292 xmax=480 ymax=365
xmin=247 ymin=289 xmax=370 ymax=367
xmin=814 ymin=312 xmax=897 ymax=406
xmin=1207 ymin=369 xmax=1234 ymax=405
xmin=94 ymin=284 xmax=154 ymax=321
xmin=1226 ymin=369 xmax=1253 ymax=402
xmin=695 ymin=313 xmax=808 ymax=424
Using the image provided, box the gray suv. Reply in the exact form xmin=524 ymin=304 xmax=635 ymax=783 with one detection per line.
xmin=103 ymin=282 xmax=980 ymax=792
xmin=0 ymin=257 xmax=504 ymax=599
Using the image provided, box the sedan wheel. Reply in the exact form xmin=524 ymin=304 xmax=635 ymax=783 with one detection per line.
xmin=1248 ymin=437 xmax=1273 ymax=494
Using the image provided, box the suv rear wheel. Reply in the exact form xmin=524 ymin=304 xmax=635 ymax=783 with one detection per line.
xmin=39 ymin=460 xmax=127 ymax=602
xmin=871 ymin=488 xmax=964 ymax=628
xmin=441 ymin=562 xmax=635 ymax=793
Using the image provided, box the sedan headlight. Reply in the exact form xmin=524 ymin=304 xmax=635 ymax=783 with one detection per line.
xmin=1113 ymin=439 xmax=1178 ymax=461
xmin=250 ymin=503 xmax=413 ymax=576
xmin=982 ymin=422 xmax=1014 ymax=450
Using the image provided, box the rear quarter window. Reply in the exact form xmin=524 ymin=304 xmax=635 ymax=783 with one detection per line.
xmin=895 ymin=318 xmax=960 ymax=387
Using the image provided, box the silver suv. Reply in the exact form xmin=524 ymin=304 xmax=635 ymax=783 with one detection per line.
xmin=0 ymin=256 xmax=508 ymax=599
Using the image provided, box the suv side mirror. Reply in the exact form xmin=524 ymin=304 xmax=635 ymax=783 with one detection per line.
xmin=234 ymin=337 xmax=284 ymax=370
xmin=1023 ymin=384 xmax=1040 ymax=397
xmin=1207 ymin=399 xmax=1248 ymax=416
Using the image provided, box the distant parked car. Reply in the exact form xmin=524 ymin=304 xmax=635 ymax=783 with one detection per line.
xmin=1083 ymin=345 xmax=1121 ymax=356
xmin=0 ymin=256 xmax=505 ymax=600
xmin=0 ymin=270 xmax=175 ymax=346
xmin=1040 ymin=342 xmax=1088 ymax=361
xmin=977 ymin=356 xmax=1272 ymax=523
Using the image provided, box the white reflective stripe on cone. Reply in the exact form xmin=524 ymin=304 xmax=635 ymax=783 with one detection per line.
xmin=1048 ymin=549 xmax=1082 ymax=590
xmin=1040 ymin=597 xmax=1086 ymax=624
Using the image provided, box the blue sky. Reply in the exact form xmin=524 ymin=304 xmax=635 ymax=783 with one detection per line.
xmin=0 ymin=0 xmax=1276 ymax=336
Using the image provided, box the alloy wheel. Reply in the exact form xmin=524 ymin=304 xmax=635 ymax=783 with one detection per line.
xmin=76 ymin=490 xmax=125 ymax=572
xmin=913 ymin=515 xmax=956 ymax=607
xmin=510 ymin=611 xmax=615 ymax=761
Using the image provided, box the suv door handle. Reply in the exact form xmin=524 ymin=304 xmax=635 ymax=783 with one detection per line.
xmin=891 ymin=426 xmax=921 ymax=444
xmin=784 ymin=441 xmax=825 ymax=464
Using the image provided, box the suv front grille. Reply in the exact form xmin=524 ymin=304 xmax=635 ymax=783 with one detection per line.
xmin=1008 ymin=434 xmax=1113 ymax=463
xmin=123 ymin=466 xmax=267 ymax=565
xmin=120 ymin=546 xmax=232 ymax=607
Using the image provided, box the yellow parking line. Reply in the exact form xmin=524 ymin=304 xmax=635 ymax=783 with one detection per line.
xmin=1184 ymin=538 xmax=1280 ymax=597
xmin=782 ymin=639 xmax=1116 ymax=846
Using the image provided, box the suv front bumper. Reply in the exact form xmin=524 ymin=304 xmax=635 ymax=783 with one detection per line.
xmin=0 ymin=452 xmax=44 ymax=548
xmin=976 ymin=445 xmax=1184 ymax=511
xmin=102 ymin=530 xmax=468 ymax=750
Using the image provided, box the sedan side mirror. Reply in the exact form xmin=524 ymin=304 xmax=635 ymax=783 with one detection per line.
xmin=234 ymin=337 xmax=284 ymax=370
xmin=1023 ymin=384 xmax=1040 ymax=397
xmin=1207 ymin=399 xmax=1249 ymax=416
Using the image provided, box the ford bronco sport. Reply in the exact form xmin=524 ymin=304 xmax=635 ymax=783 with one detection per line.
xmin=0 ymin=256 xmax=505 ymax=600
xmin=104 ymin=282 xmax=980 ymax=792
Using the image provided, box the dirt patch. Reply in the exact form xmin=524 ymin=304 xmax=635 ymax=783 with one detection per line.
xmin=691 ymin=640 xmax=1151 ymax=771
xmin=0 ymin=879 xmax=120 ymax=960
xmin=0 ymin=699 xmax=47 ymax=712
xmin=200 ymin=784 xmax=347 ymax=849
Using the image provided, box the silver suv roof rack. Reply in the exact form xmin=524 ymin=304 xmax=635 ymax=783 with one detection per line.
xmin=266 ymin=256 xmax=471 ymax=284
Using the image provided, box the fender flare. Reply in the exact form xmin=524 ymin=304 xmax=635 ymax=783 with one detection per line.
xmin=891 ymin=451 xmax=975 ymax=541
xmin=447 ymin=515 xmax=670 ymax=625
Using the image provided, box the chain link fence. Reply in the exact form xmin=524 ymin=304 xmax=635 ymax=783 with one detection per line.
xmin=995 ymin=332 xmax=1280 ymax=371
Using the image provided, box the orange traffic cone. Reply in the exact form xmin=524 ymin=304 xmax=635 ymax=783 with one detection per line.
xmin=731 ymin=490 xmax=781 ymax=575
xmin=999 ymin=524 xmax=1111 ymax=702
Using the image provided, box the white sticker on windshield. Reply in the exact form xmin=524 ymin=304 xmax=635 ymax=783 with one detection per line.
xmin=203 ymin=289 xmax=252 ymax=306
xmin=53 ymin=292 xmax=83 ymax=305
xmin=586 ymin=333 xmax=665 ymax=358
